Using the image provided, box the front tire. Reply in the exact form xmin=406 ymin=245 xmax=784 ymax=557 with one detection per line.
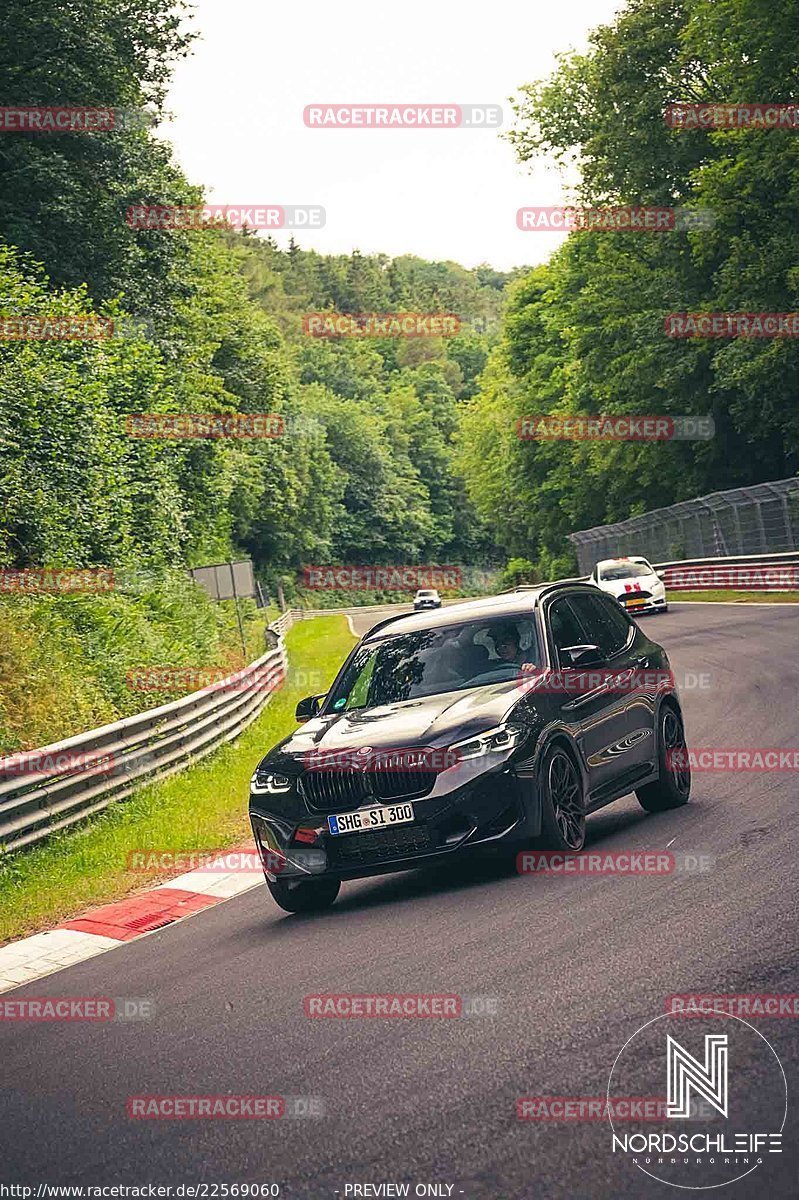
xmin=636 ymin=705 xmax=690 ymax=812
xmin=537 ymin=745 xmax=586 ymax=851
xmin=267 ymin=876 xmax=340 ymax=913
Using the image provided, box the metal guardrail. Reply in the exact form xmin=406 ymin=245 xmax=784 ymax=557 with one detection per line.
xmin=0 ymin=641 xmax=287 ymax=854
xmin=269 ymin=604 xmax=402 ymax=638
xmin=275 ymin=598 xmax=483 ymax=624
xmin=269 ymin=609 xmax=303 ymax=636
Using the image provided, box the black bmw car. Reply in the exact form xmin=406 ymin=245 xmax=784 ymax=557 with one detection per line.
xmin=249 ymin=582 xmax=691 ymax=912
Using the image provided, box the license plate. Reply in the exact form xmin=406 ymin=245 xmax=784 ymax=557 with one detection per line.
xmin=626 ymin=597 xmax=646 ymax=607
xmin=328 ymin=802 xmax=415 ymax=836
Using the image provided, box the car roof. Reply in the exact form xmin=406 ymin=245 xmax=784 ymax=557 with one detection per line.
xmin=596 ymin=557 xmax=649 ymax=569
xmin=364 ymin=582 xmax=598 ymax=641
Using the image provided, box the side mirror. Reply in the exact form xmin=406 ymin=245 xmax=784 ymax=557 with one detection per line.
xmin=656 ymin=570 xmax=665 ymax=580
xmin=295 ymin=694 xmax=324 ymax=722
xmin=561 ymin=644 xmax=605 ymax=668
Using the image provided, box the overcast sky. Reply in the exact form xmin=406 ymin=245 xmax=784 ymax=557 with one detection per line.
xmin=162 ymin=0 xmax=624 ymax=271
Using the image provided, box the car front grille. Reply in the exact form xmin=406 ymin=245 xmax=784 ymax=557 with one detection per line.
xmin=330 ymin=824 xmax=433 ymax=866
xmin=300 ymin=767 xmax=437 ymax=812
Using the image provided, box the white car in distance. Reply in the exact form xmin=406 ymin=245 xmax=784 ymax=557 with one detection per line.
xmin=413 ymin=588 xmax=442 ymax=610
xmin=589 ymin=556 xmax=668 ymax=614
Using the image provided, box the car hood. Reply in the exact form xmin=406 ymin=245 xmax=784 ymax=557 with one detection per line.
xmin=598 ymin=574 xmax=658 ymax=597
xmin=265 ymin=682 xmax=524 ymax=764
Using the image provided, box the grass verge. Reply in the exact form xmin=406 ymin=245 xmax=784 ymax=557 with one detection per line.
xmin=675 ymin=590 xmax=799 ymax=604
xmin=0 ymin=580 xmax=272 ymax=754
xmin=0 ymin=615 xmax=355 ymax=945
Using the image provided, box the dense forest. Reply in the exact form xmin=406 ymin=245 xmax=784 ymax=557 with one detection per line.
xmin=460 ymin=0 xmax=799 ymax=573
xmin=0 ymin=3 xmax=513 ymax=595
xmin=1 ymin=0 xmax=797 ymax=596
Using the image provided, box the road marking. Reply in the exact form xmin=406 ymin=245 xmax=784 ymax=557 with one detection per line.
xmin=0 ymin=841 xmax=262 ymax=993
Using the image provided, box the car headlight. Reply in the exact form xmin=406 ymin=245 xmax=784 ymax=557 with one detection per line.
xmin=449 ymin=724 xmax=524 ymax=761
xmin=250 ymin=770 xmax=292 ymax=795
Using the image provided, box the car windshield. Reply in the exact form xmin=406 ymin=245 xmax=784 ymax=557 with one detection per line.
xmin=326 ymin=616 xmax=541 ymax=712
xmin=599 ymin=563 xmax=648 ymax=581
xmin=417 ymin=590 xmax=435 ymax=597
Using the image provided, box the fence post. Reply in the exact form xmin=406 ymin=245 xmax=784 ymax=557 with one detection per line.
xmin=753 ymin=501 xmax=768 ymax=552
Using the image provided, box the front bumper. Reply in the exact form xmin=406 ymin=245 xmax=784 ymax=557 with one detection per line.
xmin=618 ymin=593 xmax=667 ymax=614
xmin=249 ymin=765 xmax=534 ymax=883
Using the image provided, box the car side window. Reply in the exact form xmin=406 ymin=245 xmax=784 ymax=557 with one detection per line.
xmin=547 ymin=598 xmax=589 ymax=663
xmin=342 ymin=650 xmax=376 ymax=710
xmin=568 ymin=593 xmax=632 ymax=658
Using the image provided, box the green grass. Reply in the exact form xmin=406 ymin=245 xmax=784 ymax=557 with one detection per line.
xmin=0 ymin=615 xmax=355 ymax=945
xmin=675 ymin=590 xmax=799 ymax=603
xmin=0 ymin=578 xmax=272 ymax=754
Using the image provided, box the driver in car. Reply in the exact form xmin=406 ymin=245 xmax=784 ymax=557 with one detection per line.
xmin=492 ymin=623 xmax=537 ymax=676
xmin=493 ymin=623 xmax=522 ymax=662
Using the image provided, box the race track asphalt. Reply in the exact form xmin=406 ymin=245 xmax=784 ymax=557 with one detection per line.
xmin=2 ymin=603 xmax=797 ymax=1199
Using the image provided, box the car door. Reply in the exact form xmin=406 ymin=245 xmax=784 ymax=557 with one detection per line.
xmin=544 ymin=591 xmax=653 ymax=804
xmin=564 ymin=591 xmax=656 ymax=798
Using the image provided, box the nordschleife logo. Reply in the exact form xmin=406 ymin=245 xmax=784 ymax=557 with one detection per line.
xmin=666 ymin=1033 xmax=728 ymax=1118
xmin=607 ymin=1012 xmax=786 ymax=1189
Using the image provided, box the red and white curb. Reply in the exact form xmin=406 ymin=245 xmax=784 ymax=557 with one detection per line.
xmin=0 ymin=842 xmax=263 ymax=993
